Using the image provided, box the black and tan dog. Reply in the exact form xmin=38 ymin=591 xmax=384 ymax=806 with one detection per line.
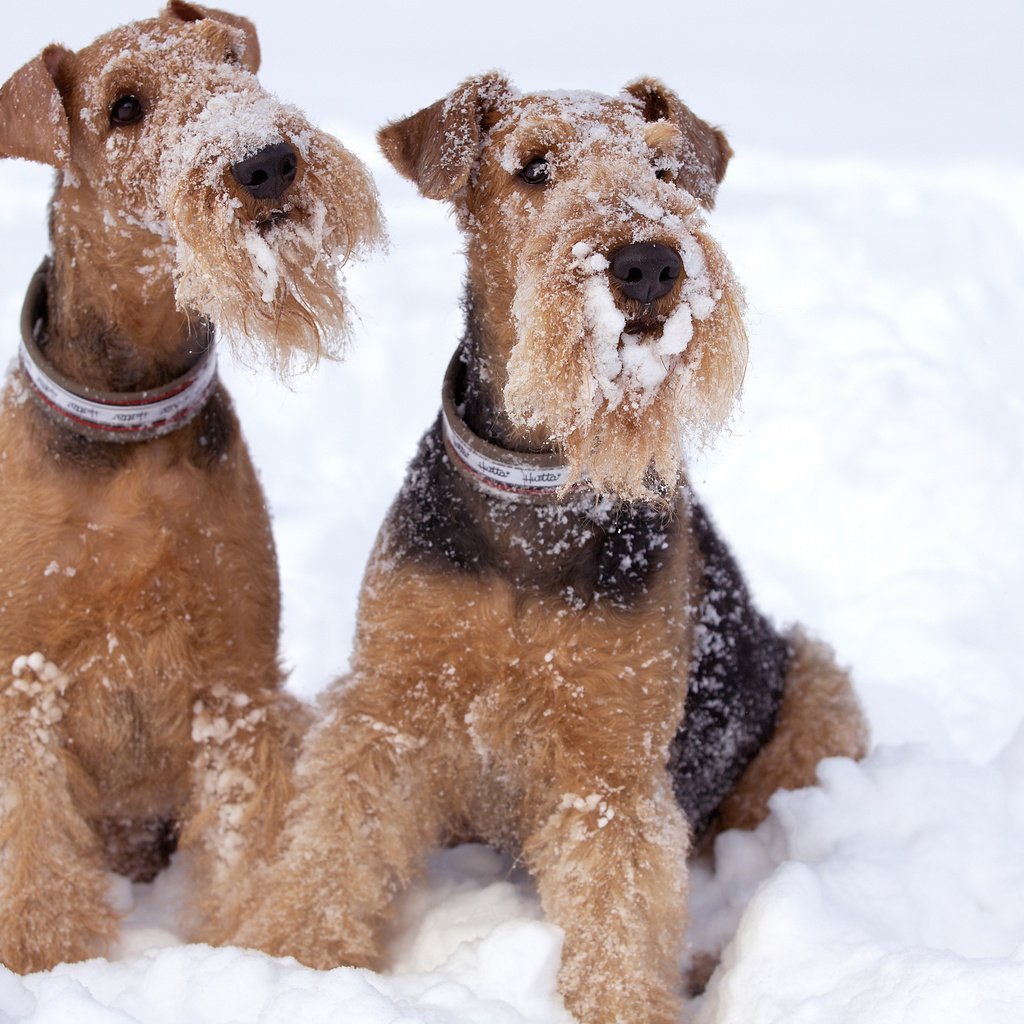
xmin=0 ymin=1 xmax=381 ymax=973
xmin=234 ymin=75 xmax=867 ymax=1024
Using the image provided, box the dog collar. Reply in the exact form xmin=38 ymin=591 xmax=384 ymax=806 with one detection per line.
xmin=441 ymin=349 xmax=586 ymax=502
xmin=18 ymin=261 xmax=217 ymax=443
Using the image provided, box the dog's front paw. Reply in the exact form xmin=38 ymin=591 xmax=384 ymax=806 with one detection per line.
xmin=226 ymin=871 xmax=380 ymax=971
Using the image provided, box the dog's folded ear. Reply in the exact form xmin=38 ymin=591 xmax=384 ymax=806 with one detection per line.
xmin=0 ymin=46 xmax=71 ymax=168
xmin=378 ymin=72 xmax=512 ymax=201
xmin=623 ymin=78 xmax=732 ymax=208
xmin=165 ymin=1 xmax=261 ymax=72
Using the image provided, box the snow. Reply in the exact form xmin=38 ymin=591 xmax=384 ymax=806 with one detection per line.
xmin=2 ymin=1 xmax=1024 ymax=1022
xmin=692 ymin=738 xmax=1024 ymax=1023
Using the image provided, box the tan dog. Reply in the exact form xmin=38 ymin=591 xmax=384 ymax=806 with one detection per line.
xmin=0 ymin=1 xmax=381 ymax=973
xmin=232 ymin=76 xmax=867 ymax=1024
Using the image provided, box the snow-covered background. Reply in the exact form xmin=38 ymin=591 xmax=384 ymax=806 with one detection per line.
xmin=2 ymin=1 xmax=1023 ymax=1021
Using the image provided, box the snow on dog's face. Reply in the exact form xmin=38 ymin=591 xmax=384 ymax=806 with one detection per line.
xmin=380 ymin=74 xmax=746 ymax=501
xmin=6 ymin=2 xmax=382 ymax=375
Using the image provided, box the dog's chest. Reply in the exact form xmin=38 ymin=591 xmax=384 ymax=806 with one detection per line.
xmin=359 ymin=554 xmax=696 ymax=805
xmin=463 ymin=588 xmax=692 ymax=756
xmin=364 ymin=454 xmax=705 ymax=786
xmin=0 ymin=434 xmax=270 ymax=805
xmin=386 ymin=421 xmax=683 ymax=603
xmin=39 ymin=514 xmax=213 ymax=812
xmin=3 ymin=466 xmax=219 ymax=634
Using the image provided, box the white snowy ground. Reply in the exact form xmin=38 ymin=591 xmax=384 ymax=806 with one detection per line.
xmin=2 ymin=1 xmax=1023 ymax=1022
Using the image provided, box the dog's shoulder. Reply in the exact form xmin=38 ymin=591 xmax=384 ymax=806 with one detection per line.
xmin=668 ymin=497 xmax=790 ymax=839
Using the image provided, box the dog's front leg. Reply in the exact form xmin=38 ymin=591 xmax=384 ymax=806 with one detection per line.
xmin=229 ymin=682 xmax=449 ymax=969
xmin=179 ymin=682 xmax=310 ymax=946
xmin=525 ymin=771 xmax=691 ymax=1024
xmin=0 ymin=653 xmax=119 ymax=972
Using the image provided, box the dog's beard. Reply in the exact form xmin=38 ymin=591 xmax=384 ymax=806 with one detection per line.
xmin=504 ymin=180 xmax=747 ymax=502
xmin=161 ymin=93 xmax=383 ymax=377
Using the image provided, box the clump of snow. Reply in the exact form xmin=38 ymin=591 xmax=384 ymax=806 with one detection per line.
xmin=579 ymin=272 xmax=626 ymax=397
xmin=41 ymin=560 xmax=75 ymax=578
xmin=5 ymin=653 xmax=69 ymax=762
xmin=559 ymin=791 xmax=615 ymax=830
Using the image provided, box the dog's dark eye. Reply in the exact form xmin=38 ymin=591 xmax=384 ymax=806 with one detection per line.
xmin=109 ymin=94 xmax=144 ymax=127
xmin=654 ymin=166 xmax=674 ymax=183
xmin=519 ymin=157 xmax=550 ymax=186
xmin=224 ymin=47 xmax=240 ymax=65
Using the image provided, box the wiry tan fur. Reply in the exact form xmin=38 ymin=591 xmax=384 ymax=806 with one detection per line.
xmin=231 ymin=74 xmax=867 ymax=1024
xmin=0 ymin=1 xmax=380 ymax=972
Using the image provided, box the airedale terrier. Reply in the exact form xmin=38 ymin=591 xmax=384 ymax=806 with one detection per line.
xmin=0 ymin=1 xmax=381 ymax=973
xmin=232 ymin=75 xmax=867 ymax=1023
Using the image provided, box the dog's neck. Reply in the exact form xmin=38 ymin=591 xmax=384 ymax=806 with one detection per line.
xmin=44 ymin=187 xmax=200 ymax=393
xmin=19 ymin=260 xmax=217 ymax=445
xmin=458 ymin=284 xmax=555 ymax=454
xmin=442 ymin=348 xmax=583 ymax=502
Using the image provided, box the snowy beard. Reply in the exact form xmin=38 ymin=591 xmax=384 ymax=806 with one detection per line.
xmin=503 ymin=176 xmax=747 ymax=502
xmin=158 ymin=84 xmax=383 ymax=378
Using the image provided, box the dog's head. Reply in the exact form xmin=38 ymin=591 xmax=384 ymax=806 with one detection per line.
xmin=0 ymin=1 xmax=383 ymax=375
xmin=379 ymin=75 xmax=746 ymax=501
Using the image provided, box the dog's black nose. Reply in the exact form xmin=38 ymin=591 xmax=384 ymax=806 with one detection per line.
xmin=231 ymin=142 xmax=299 ymax=201
xmin=609 ymin=242 xmax=682 ymax=304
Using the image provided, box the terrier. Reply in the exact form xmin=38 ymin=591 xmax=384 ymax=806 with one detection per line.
xmin=0 ymin=1 xmax=381 ymax=973
xmin=232 ymin=76 xmax=867 ymax=1024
